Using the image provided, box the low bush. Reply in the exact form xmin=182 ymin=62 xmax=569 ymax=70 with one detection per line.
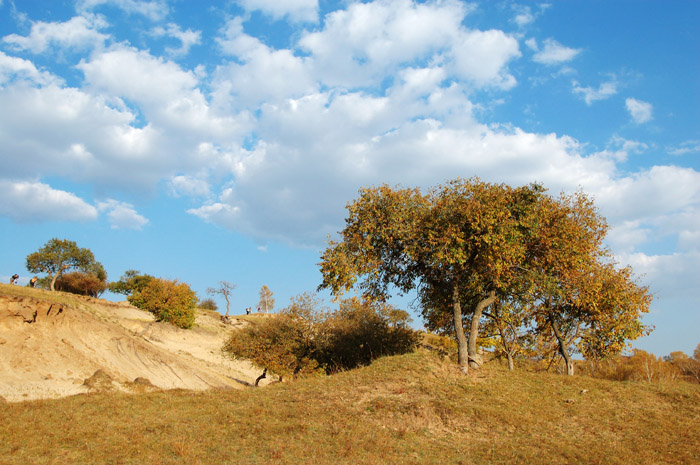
xmin=199 ymin=298 xmax=218 ymax=311
xmin=54 ymin=271 xmax=108 ymax=298
xmin=223 ymin=294 xmax=419 ymax=379
xmin=128 ymin=278 xmax=198 ymax=329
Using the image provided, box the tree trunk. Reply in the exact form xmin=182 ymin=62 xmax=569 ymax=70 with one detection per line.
xmin=255 ymin=368 xmax=267 ymax=386
xmin=498 ymin=326 xmax=514 ymax=371
xmin=224 ymin=295 xmax=230 ymax=316
xmin=451 ymin=283 xmax=469 ymax=375
xmin=549 ymin=316 xmax=574 ymax=376
xmin=50 ymin=273 xmax=58 ymax=292
xmin=468 ymin=290 xmax=496 ymax=369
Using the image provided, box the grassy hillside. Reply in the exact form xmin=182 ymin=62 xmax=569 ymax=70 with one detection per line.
xmin=1 ymin=349 xmax=698 ymax=465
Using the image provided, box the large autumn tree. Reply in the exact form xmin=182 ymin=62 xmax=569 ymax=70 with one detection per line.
xmin=26 ymin=238 xmax=104 ymax=292
xmin=319 ymin=178 xmax=543 ymax=375
xmin=319 ymin=178 xmax=652 ymax=376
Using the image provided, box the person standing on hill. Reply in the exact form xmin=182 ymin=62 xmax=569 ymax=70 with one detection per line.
xmin=29 ymin=276 xmax=37 ymax=287
xmin=10 ymin=274 xmax=19 ymax=285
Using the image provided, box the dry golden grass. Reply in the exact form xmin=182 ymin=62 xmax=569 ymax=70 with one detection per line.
xmin=1 ymin=348 xmax=698 ymax=464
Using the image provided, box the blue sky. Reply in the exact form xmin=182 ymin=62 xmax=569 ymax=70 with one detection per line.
xmin=1 ymin=0 xmax=698 ymax=356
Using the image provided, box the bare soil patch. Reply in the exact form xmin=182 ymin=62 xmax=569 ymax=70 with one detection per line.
xmin=0 ymin=284 xmax=269 ymax=402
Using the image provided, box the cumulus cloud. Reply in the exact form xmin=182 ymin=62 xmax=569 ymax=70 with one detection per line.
xmin=97 ymin=199 xmax=149 ymax=229
xmin=2 ymin=15 xmax=109 ymax=54
xmin=450 ymin=29 xmax=520 ymax=89
xmin=78 ymin=46 xmax=251 ymax=143
xmin=531 ymin=38 xmax=580 ymax=65
xmin=572 ymin=79 xmax=618 ymax=105
xmin=0 ymin=180 xmax=97 ymax=222
xmin=0 ymin=51 xmax=63 ymax=86
xmin=1 ymin=0 xmax=696 ymax=265
xmin=236 ymin=0 xmax=319 ymax=23
xmin=213 ymin=18 xmax=316 ymax=108
xmin=76 ymin=0 xmax=168 ymax=21
xmin=296 ymin=0 xmax=517 ymax=90
xmin=626 ymin=97 xmax=653 ymax=124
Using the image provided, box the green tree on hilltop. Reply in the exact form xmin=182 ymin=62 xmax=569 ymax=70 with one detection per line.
xmin=26 ymin=238 xmax=104 ymax=292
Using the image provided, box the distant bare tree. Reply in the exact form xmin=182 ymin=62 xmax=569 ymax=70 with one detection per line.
xmin=208 ymin=281 xmax=236 ymax=316
xmin=258 ymin=285 xmax=275 ymax=313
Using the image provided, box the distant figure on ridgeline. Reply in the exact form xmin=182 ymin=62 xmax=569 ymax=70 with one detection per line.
xmin=29 ymin=276 xmax=37 ymax=288
xmin=10 ymin=274 xmax=19 ymax=285
xmin=246 ymin=307 xmax=251 ymax=315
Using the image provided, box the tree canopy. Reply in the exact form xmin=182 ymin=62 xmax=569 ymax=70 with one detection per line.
xmin=319 ymin=178 xmax=652 ymax=375
xmin=26 ymin=238 xmax=105 ymax=292
xmin=108 ymin=270 xmax=154 ymax=296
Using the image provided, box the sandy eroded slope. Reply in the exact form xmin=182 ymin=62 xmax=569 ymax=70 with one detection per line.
xmin=0 ymin=284 xmax=269 ymax=402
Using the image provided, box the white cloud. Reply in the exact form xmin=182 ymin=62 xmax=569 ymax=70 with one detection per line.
xmin=78 ymin=46 xmax=251 ymax=142
xmin=0 ymin=180 xmax=97 ymax=222
xmin=450 ymin=29 xmax=520 ymax=89
xmin=668 ymin=140 xmax=700 ymax=156
xmin=532 ymin=38 xmax=580 ymax=65
xmin=76 ymin=0 xmax=168 ymax=21
xmin=621 ymin=251 xmax=700 ymax=302
xmin=593 ymin=166 xmax=700 ymax=226
xmin=512 ymin=3 xmax=550 ymax=28
xmin=213 ymin=18 xmax=316 ymax=108
xmin=513 ymin=6 xmax=535 ymax=28
xmin=572 ymin=79 xmax=618 ymax=105
xmin=97 ymin=199 xmax=149 ymax=229
xmin=297 ymin=0 xmax=516 ymax=89
xmin=151 ymin=23 xmax=201 ymax=57
xmin=591 ymin=135 xmax=648 ymax=163
xmin=626 ymin=97 xmax=653 ymax=124
xmin=169 ymin=175 xmax=211 ymax=198
xmin=2 ymin=15 xmax=108 ymax=54
xmin=0 ymin=51 xmax=63 ymax=86
xmin=0 ymin=83 xmax=160 ymax=190
xmin=236 ymin=0 xmax=319 ymax=23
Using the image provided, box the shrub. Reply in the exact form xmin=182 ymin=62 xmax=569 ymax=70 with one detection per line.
xmin=316 ymin=298 xmax=420 ymax=373
xmin=128 ymin=278 xmax=198 ymax=329
xmin=224 ymin=314 xmax=322 ymax=380
xmin=199 ymin=298 xmax=218 ymax=311
xmin=54 ymin=271 xmax=108 ymax=297
xmin=223 ymin=294 xmax=419 ymax=379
